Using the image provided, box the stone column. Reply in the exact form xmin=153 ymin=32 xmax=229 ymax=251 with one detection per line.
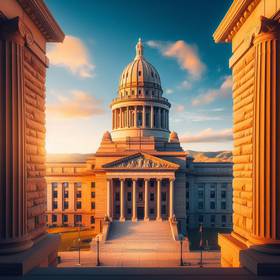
xmin=134 ymin=106 xmax=137 ymax=127
xmin=156 ymin=179 xmax=162 ymax=221
xmin=106 ymin=179 xmax=112 ymax=220
xmin=144 ymin=179 xmax=149 ymax=221
xmin=251 ymin=17 xmax=280 ymax=248
xmin=143 ymin=105 xmax=146 ymax=128
xmin=169 ymin=179 xmax=174 ymax=220
xmin=0 ymin=19 xmax=33 ymax=254
xmin=158 ymin=108 xmax=161 ymax=128
xmin=120 ymin=179 xmax=125 ymax=222
xmin=151 ymin=106 xmax=154 ymax=128
xmin=162 ymin=109 xmax=165 ymax=129
xmin=126 ymin=107 xmax=129 ymax=127
xmin=57 ymin=183 xmax=63 ymax=211
xmin=132 ymin=179 xmax=137 ymax=222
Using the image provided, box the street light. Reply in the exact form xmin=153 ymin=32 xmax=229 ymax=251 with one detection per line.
xmin=77 ymin=222 xmax=81 ymax=266
xmin=96 ymin=235 xmax=101 ymax=266
xmin=178 ymin=234 xmax=185 ymax=266
xmin=198 ymin=223 xmax=203 ymax=267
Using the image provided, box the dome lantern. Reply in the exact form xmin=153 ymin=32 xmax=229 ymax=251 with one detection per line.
xmin=135 ymin=38 xmax=143 ymax=59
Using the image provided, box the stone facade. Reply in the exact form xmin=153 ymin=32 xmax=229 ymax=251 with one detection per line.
xmin=0 ymin=0 xmax=64 ymax=275
xmin=214 ymin=0 xmax=280 ymax=274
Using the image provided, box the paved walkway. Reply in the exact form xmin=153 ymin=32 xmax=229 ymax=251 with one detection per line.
xmin=58 ymin=221 xmax=220 ymax=267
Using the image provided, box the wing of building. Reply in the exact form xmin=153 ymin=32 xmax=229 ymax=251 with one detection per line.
xmin=46 ymin=39 xmax=233 ymax=233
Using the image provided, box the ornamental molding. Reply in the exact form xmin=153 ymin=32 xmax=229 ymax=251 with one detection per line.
xmin=103 ymin=153 xmax=180 ymax=170
xmin=16 ymin=0 xmax=64 ymax=42
xmin=213 ymin=0 xmax=261 ymax=43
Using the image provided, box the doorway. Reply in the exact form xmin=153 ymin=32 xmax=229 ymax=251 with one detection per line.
xmin=137 ymin=207 xmax=144 ymax=220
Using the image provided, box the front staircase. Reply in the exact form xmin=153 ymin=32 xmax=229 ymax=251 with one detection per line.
xmin=97 ymin=220 xmax=180 ymax=253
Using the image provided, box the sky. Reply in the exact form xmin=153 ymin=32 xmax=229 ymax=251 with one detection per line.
xmin=45 ymin=0 xmax=233 ymax=154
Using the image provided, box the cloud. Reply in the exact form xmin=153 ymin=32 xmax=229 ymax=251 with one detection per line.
xmin=147 ymin=40 xmax=205 ymax=80
xmin=192 ymin=75 xmax=233 ymax=106
xmin=47 ymin=35 xmax=95 ymax=78
xmin=178 ymin=80 xmax=192 ymax=90
xmin=175 ymin=104 xmax=185 ymax=112
xmin=180 ymin=128 xmax=232 ymax=143
xmin=166 ymin=88 xmax=174 ymax=94
xmin=47 ymin=90 xmax=104 ymax=118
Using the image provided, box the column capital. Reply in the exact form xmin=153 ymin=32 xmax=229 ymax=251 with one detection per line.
xmin=144 ymin=178 xmax=150 ymax=182
xmin=254 ymin=16 xmax=280 ymax=43
xmin=0 ymin=17 xmax=33 ymax=46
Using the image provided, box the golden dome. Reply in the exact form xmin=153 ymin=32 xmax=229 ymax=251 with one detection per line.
xmin=118 ymin=38 xmax=162 ymax=94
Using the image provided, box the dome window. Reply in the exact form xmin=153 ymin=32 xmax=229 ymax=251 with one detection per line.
xmin=138 ymin=71 xmax=141 ymax=76
xmin=132 ymin=90 xmax=134 ymax=95
xmin=138 ymin=90 xmax=141 ymax=95
xmin=151 ymin=71 xmax=154 ymax=77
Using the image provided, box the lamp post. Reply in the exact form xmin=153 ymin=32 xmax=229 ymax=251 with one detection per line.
xmin=78 ymin=222 xmax=81 ymax=266
xmin=96 ymin=235 xmax=100 ymax=266
xmin=178 ymin=234 xmax=185 ymax=266
xmin=198 ymin=223 xmax=203 ymax=267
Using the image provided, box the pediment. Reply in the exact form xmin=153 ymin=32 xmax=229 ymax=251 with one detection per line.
xmin=103 ymin=153 xmax=179 ymax=170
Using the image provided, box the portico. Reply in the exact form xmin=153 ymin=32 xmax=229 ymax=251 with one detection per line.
xmin=103 ymin=153 xmax=178 ymax=222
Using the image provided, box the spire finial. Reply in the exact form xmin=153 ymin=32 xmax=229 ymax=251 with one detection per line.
xmin=135 ymin=37 xmax=143 ymax=58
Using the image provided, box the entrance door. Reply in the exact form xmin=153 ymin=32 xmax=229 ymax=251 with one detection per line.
xmin=137 ymin=207 xmax=144 ymax=220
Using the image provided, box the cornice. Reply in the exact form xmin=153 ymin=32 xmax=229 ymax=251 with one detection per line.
xmin=213 ymin=0 xmax=260 ymax=43
xmin=17 ymin=0 xmax=64 ymax=42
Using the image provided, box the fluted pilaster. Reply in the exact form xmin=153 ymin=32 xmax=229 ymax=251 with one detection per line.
xmin=251 ymin=17 xmax=280 ymax=246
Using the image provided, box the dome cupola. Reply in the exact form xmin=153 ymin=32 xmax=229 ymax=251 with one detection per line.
xmin=110 ymin=39 xmax=171 ymax=141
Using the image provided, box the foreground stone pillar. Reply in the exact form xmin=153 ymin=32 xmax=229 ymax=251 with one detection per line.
xmin=156 ymin=179 xmax=162 ymax=221
xmin=251 ymin=18 xmax=280 ymax=247
xmin=144 ymin=179 xmax=149 ymax=221
xmin=0 ymin=18 xmax=33 ymax=254
xmin=214 ymin=1 xmax=280 ymax=274
xmin=169 ymin=179 xmax=174 ymax=220
xmin=120 ymin=179 xmax=125 ymax=222
xmin=132 ymin=179 xmax=137 ymax=222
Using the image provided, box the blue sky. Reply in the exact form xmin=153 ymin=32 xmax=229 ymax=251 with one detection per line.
xmin=45 ymin=0 xmax=233 ymax=153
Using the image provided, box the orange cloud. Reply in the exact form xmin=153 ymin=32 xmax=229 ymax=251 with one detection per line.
xmin=192 ymin=75 xmax=233 ymax=106
xmin=180 ymin=128 xmax=232 ymax=143
xmin=47 ymin=35 xmax=94 ymax=78
xmin=147 ymin=40 xmax=205 ymax=79
xmin=47 ymin=90 xmax=104 ymax=118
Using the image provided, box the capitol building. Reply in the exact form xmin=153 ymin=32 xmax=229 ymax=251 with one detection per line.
xmin=46 ymin=39 xmax=233 ymax=234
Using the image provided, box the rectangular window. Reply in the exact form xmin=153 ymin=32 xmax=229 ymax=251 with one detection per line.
xmin=198 ymin=201 xmax=204 ymax=209
xmin=75 ymin=182 xmax=82 ymax=188
xmin=198 ymin=215 xmax=204 ymax=223
xmin=150 ymin=208 xmax=154 ymax=215
xmin=115 ymin=205 xmax=120 ymax=215
xmin=91 ymin=191 xmax=95 ymax=198
xmin=52 ymin=214 xmax=57 ymax=223
xmin=198 ymin=190 xmax=204 ymax=199
xmin=150 ymin=181 xmax=155 ymax=188
xmin=186 ymin=202 xmax=189 ymax=210
xmin=211 ymin=215 xmax=215 ymax=223
xmin=186 ymin=182 xmax=189 ymax=189
xmin=76 ymin=190 xmax=82 ymax=198
xmin=91 ymin=182 xmax=95 ymax=188
xmin=64 ymin=201 xmax=69 ymax=209
xmin=222 ymin=215 xmax=227 ymax=223
xmin=127 ymin=180 xmax=132 ymax=187
xmin=221 ymin=183 xmax=227 ymax=188
xmin=52 ymin=182 xmax=58 ymax=188
xmin=139 ymin=192 xmax=143 ymax=201
xmin=161 ymin=192 xmax=166 ymax=202
xmin=76 ymin=201 xmax=82 ymax=209
xmin=91 ymin=202 xmax=95 ymax=209
xmin=53 ymin=201 xmax=57 ymax=209
xmin=115 ymin=192 xmax=120 ymax=201
xmin=186 ymin=191 xmax=189 ymax=199
xmin=210 ymin=201 xmax=215 ymax=209
xmin=127 ymin=208 xmax=132 ymax=215
xmin=221 ymin=201 xmax=226 ymax=209
xmin=91 ymin=216 xmax=95 ymax=224
xmin=53 ymin=190 xmax=58 ymax=198
xmin=161 ymin=205 xmax=166 ymax=215
xmin=221 ymin=190 xmax=227 ymax=199
xmin=62 ymin=182 xmax=68 ymax=188
xmin=138 ymin=70 xmax=141 ymax=76
xmin=63 ymin=215 xmax=68 ymax=223
xmin=75 ymin=215 xmax=82 ymax=223
xmin=150 ymin=193 xmax=154 ymax=201
xmin=127 ymin=192 xmax=131 ymax=201
xmin=210 ymin=190 xmax=216 ymax=198
xmin=64 ymin=189 xmax=69 ymax=198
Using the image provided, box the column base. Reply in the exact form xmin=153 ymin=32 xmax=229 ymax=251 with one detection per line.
xmin=156 ymin=217 xmax=162 ymax=222
xmin=0 ymin=234 xmax=60 ymax=276
xmin=219 ymin=233 xmax=280 ymax=276
xmin=119 ymin=217 xmax=126 ymax=223
xmin=132 ymin=217 xmax=138 ymax=222
xmin=144 ymin=217 xmax=150 ymax=222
